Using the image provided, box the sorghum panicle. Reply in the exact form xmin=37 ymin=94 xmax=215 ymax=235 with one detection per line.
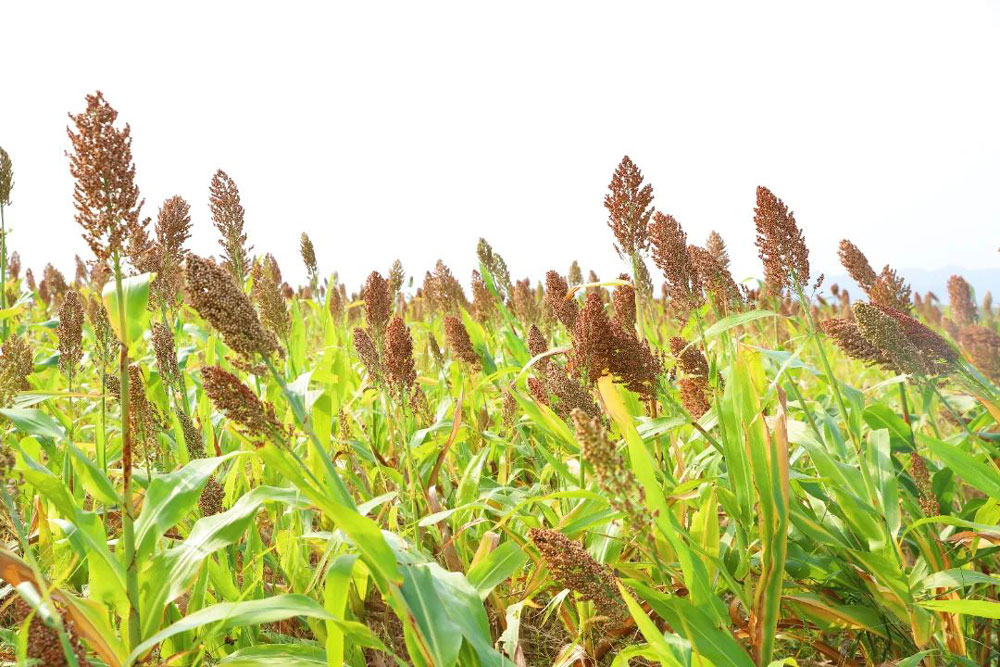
xmin=837 ymin=239 xmax=878 ymax=293
xmin=754 ymin=186 xmax=809 ymax=294
xmin=604 ymin=155 xmax=654 ymax=259
xmin=202 ymin=365 xmax=285 ymax=440
xmin=67 ymin=91 xmax=145 ymax=262
xmin=947 ymin=275 xmax=978 ymax=326
xmin=444 ymin=316 xmax=480 ymax=368
xmin=544 ymin=271 xmax=578 ymax=329
xmin=57 ymin=290 xmax=84 ymax=383
xmin=209 ymin=170 xmax=251 ymax=283
xmin=611 ymin=274 xmax=636 ymax=333
xmin=528 ymin=527 xmax=625 ymax=620
xmin=384 ymin=316 xmax=417 ymax=399
xmin=185 ymin=255 xmax=280 ymax=359
xmin=649 ymin=212 xmax=702 ymax=321
xmin=363 ymin=271 xmax=392 ymax=342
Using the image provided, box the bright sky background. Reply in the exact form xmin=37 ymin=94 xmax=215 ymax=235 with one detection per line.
xmin=1 ymin=1 xmax=998 ymax=292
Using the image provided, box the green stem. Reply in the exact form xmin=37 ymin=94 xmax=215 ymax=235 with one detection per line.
xmin=112 ymin=252 xmax=141 ymax=650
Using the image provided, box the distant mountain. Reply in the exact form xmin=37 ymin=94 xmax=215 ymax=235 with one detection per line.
xmin=823 ymin=266 xmax=999 ymax=304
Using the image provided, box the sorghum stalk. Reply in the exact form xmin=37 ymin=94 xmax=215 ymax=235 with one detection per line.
xmin=111 ymin=250 xmax=142 ymax=649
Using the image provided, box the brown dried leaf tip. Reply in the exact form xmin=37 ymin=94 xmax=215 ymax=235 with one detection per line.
xmin=528 ymin=527 xmax=626 ymax=620
xmin=185 ymin=254 xmax=280 ymax=359
xmin=605 ymin=155 xmax=654 ymax=259
xmin=754 ymin=186 xmax=809 ymax=294
xmin=202 ymin=365 xmax=285 ymax=440
xmin=67 ymin=91 xmax=145 ymax=262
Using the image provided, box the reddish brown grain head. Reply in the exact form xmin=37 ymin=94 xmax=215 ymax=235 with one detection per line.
xmin=706 ymin=230 xmax=730 ymax=270
xmin=650 ymin=212 xmax=703 ymax=321
xmin=185 ymin=254 xmax=280 ymax=359
xmin=544 ymin=270 xmax=578 ymax=329
xmin=202 ymin=365 xmax=285 ymax=439
xmin=528 ymin=527 xmax=625 ymax=620
xmin=209 ymin=169 xmax=251 ymax=282
xmin=612 ymin=274 xmax=636 ymax=332
xmin=362 ymin=271 xmax=393 ymax=341
xmin=444 ymin=315 xmax=480 ymax=368
xmin=947 ymin=275 xmax=978 ymax=326
xmin=604 ymin=155 xmax=654 ymax=259
xmin=67 ymin=91 xmax=145 ymax=262
xmin=384 ymin=316 xmax=417 ymax=398
xmin=754 ymin=186 xmax=809 ymax=293
xmin=57 ymin=290 xmax=84 ymax=383
xmin=837 ymin=240 xmax=878 ymax=293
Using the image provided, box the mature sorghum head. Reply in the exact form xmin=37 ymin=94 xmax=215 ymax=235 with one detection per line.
xmin=185 ymin=254 xmax=279 ymax=359
xmin=604 ymin=155 xmax=654 ymax=258
xmin=0 ymin=335 xmax=33 ymax=407
xmin=544 ymin=270 xmax=578 ymax=329
xmin=300 ymin=232 xmax=318 ymax=281
xmin=0 ymin=145 xmax=12 ymax=207
xmin=57 ymin=290 xmax=84 ymax=382
xmin=444 ymin=316 xmax=480 ymax=368
xmin=611 ymin=274 xmax=636 ymax=333
xmin=650 ymin=212 xmax=702 ymax=321
xmin=688 ymin=245 xmax=744 ymax=313
xmin=706 ymin=230 xmax=730 ymax=270
xmin=384 ymin=316 xmax=417 ymax=398
xmin=152 ymin=321 xmax=180 ymax=388
xmin=528 ymin=527 xmax=625 ymax=620
xmin=363 ymin=271 xmax=392 ymax=341
xmin=947 ymin=275 xmax=978 ymax=326
xmin=959 ymin=325 xmax=1000 ymax=382
xmin=819 ymin=318 xmax=896 ymax=370
xmin=854 ymin=302 xmax=956 ymax=376
xmin=837 ymin=240 xmax=878 ymax=293
xmin=352 ymin=327 xmax=383 ymax=385
xmin=471 ymin=270 xmax=496 ymax=323
xmin=67 ymin=91 xmax=145 ymax=262
xmin=150 ymin=195 xmax=192 ymax=306
xmin=252 ymin=256 xmax=290 ymax=341
xmin=209 ymin=169 xmax=251 ymax=282
xmin=202 ymin=365 xmax=284 ymax=440
xmin=754 ymin=186 xmax=809 ymax=293
xmin=476 ymin=237 xmax=512 ymax=299
xmin=544 ymin=364 xmax=600 ymax=419
xmin=527 ymin=324 xmax=549 ymax=370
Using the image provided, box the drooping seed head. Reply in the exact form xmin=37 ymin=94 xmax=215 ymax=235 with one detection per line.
xmin=528 ymin=527 xmax=626 ymax=620
xmin=352 ymin=327 xmax=382 ymax=385
xmin=572 ymin=408 xmax=647 ymax=525
xmin=178 ymin=409 xmax=206 ymax=459
xmin=544 ymin=364 xmax=600 ymax=418
xmin=604 ymin=155 xmax=654 ymax=259
xmin=819 ymin=318 xmax=896 ymax=370
xmin=958 ymin=324 xmax=1000 ymax=382
xmin=854 ymin=302 xmax=957 ymax=376
xmin=202 ymin=365 xmax=285 ymax=440
xmin=152 ymin=321 xmax=180 ymax=388
xmin=185 ymin=254 xmax=280 ymax=358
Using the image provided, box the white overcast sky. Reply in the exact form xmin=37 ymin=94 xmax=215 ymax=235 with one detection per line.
xmin=1 ymin=1 xmax=998 ymax=290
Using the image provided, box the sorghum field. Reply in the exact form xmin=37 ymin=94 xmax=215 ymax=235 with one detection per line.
xmin=0 ymin=93 xmax=998 ymax=667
